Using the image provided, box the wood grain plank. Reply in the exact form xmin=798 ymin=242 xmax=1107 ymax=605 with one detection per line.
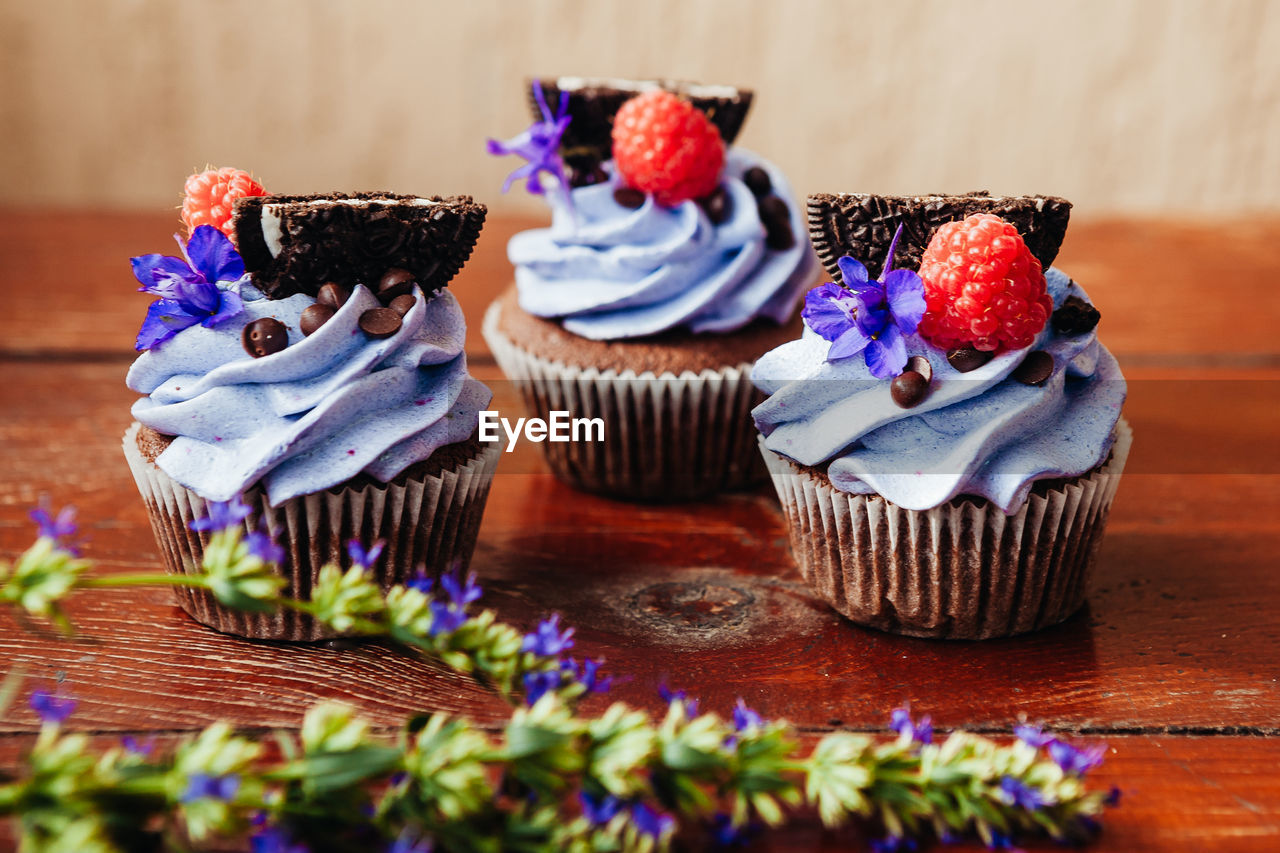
xmin=3 ymin=212 xmax=1280 ymax=361
xmin=0 ymin=734 xmax=1275 ymax=852
xmin=1 ymin=361 xmax=1277 ymax=735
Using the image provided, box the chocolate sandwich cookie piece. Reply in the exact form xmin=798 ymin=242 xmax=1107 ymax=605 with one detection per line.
xmin=530 ymin=77 xmax=754 ymax=169
xmin=807 ymin=191 xmax=1072 ymax=283
xmin=1052 ymin=294 xmax=1102 ymax=336
xmin=233 ymin=193 xmax=486 ymax=300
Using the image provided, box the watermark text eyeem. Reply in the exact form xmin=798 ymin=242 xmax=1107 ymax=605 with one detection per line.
xmin=479 ymin=410 xmax=604 ymax=453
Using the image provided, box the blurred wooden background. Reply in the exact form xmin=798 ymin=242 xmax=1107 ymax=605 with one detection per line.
xmin=2 ymin=0 xmax=1278 ymax=217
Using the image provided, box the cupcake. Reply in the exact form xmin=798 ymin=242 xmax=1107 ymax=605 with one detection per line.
xmin=482 ymin=78 xmax=817 ymax=500
xmin=752 ymin=192 xmax=1130 ymax=639
xmin=121 ymin=169 xmax=499 ymax=641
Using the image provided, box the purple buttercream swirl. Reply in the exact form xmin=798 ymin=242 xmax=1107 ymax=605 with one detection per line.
xmin=508 ymin=149 xmax=815 ymax=339
xmin=126 ymin=285 xmax=490 ymax=505
xmin=751 ymin=269 xmax=1126 ymax=513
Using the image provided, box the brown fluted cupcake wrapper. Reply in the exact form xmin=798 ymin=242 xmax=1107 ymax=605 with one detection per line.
xmin=483 ymin=302 xmax=765 ymax=501
xmin=760 ymin=418 xmax=1132 ymax=640
xmin=122 ymin=422 xmax=501 ymax=642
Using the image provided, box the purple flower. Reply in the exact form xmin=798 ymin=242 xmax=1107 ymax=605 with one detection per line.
xmin=347 ymin=539 xmax=385 ymax=570
xmin=180 ymin=772 xmax=240 ymax=803
xmin=999 ymin=775 xmax=1045 ymax=811
xmin=29 ymin=497 xmax=84 ymax=555
xmin=250 ymin=825 xmax=310 ymax=853
xmin=440 ymin=568 xmax=482 ymax=610
xmin=246 ymin=530 xmax=285 ymax=564
xmin=522 ymin=613 xmax=575 ymax=657
xmin=561 ymin=657 xmax=611 ymax=695
xmin=1014 ymin=724 xmax=1053 ymax=749
xmin=658 ymin=683 xmax=699 ymax=717
xmin=523 ymin=669 xmax=563 ymax=705
xmin=1016 ymin=725 xmax=1105 ymax=775
xmin=870 ymin=836 xmax=918 ymax=853
xmin=131 ymin=225 xmax=246 ymax=351
xmin=709 ymin=812 xmax=760 ymax=848
xmin=428 ymin=599 xmax=468 ymax=636
xmin=122 ymin=734 xmax=156 ymax=757
xmin=1047 ymin=739 xmax=1106 ymax=775
xmin=387 ymin=828 xmax=433 ymax=853
xmin=890 ymin=707 xmax=933 ymax=745
xmin=188 ymin=497 xmax=253 ymax=533
xmin=486 ymin=80 xmax=574 ymax=215
xmin=406 ymin=571 xmax=433 ymax=594
xmin=29 ymin=690 xmax=76 ymax=725
xmin=630 ymin=802 xmax=675 ymax=840
xmin=732 ymin=699 xmax=764 ymax=732
xmin=802 ymin=224 xmax=926 ymax=379
xmin=580 ymin=791 xmax=623 ymax=826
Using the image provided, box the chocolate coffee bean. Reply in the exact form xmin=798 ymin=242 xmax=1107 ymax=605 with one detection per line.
xmin=1052 ymin=294 xmax=1101 ymax=336
xmin=359 ymin=307 xmax=402 ymax=339
xmin=891 ymin=370 xmax=929 ymax=408
xmin=299 ymin=303 xmax=335 ymax=336
xmin=377 ymin=268 xmax=416 ymax=302
xmin=698 ymin=186 xmax=731 ymax=224
xmin=316 ymin=282 xmax=351 ymax=309
xmin=613 ymin=187 xmax=646 ymax=209
xmin=758 ymin=196 xmax=794 ymax=250
xmin=242 ymin=317 xmax=289 ymax=357
xmin=946 ymin=346 xmax=993 ymax=373
xmin=389 ymin=294 xmax=416 ymax=317
xmin=742 ymin=166 xmax=772 ymax=198
xmin=905 ymin=355 xmax=933 ymax=384
xmin=1013 ymin=350 xmax=1054 ymax=386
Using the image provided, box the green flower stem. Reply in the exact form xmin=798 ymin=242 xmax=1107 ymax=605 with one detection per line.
xmin=77 ymin=574 xmax=208 ymax=589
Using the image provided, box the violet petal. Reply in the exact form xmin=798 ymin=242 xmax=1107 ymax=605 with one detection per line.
xmin=136 ymin=298 xmax=201 ymax=351
xmin=884 ymin=269 xmax=927 ymax=333
xmin=827 ymin=324 xmax=873 ymax=361
xmin=202 ymin=289 xmax=245 ymax=328
xmin=865 ymin=324 xmax=907 ymax=378
xmin=837 ymin=255 xmax=869 ymax=285
xmin=801 ymin=284 xmax=855 ymax=342
xmin=187 ymin=225 xmax=245 ymax=283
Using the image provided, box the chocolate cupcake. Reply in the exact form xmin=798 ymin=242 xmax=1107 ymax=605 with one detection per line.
xmin=121 ymin=170 xmax=499 ymax=641
xmin=752 ymin=194 xmax=1130 ymax=639
xmin=483 ymin=78 xmax=817 ymax=500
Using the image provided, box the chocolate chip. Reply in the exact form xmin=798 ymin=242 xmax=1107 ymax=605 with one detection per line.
xmin=359 ymin=307 xmax=402 ymax=339
xmin=316 ymin=282 xmax=351 ymax=309
xmin=698 ymin=185 xmax=731 ymax=224
xmin=905 ymin=355 xmax=933 ymax=384
xmin=377 ymin=267 xmax=416 ymax=302
xmin=1012 ymin=350 xmax=1054 ymax=386
xmin=742 ymin=166 xmax=772 ymax=198
xmin=891 ymin=370 xmax=928 ymax=408
xmin=1052 ymin=294 xmax=1101 ymax=336
xmin=946 ymin=346 xmax=994 ymax=373
xmin=389 ymin=294 xmax=416 ymax=316
xmin=758 ymin=196 xmax=794 ymax=250
xmin=299 ymin=303 xmax=335 ymax=336
xmin=613 ymin=187 xmax=646 ymax=209
xmin=241 ymin=317 xmax=289 ymax=357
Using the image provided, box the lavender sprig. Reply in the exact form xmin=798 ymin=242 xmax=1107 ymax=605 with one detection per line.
xmin=0 ymin=504 xmax=1117 ymax=850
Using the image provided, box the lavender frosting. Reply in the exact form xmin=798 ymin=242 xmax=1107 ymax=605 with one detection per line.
xmin=126 ymin=283 xmax=490 ymax=506
xmin=508 ymin=149 xmax=815 ymax=339
xmin=751 ymin=269 xmax=1126 ymax=513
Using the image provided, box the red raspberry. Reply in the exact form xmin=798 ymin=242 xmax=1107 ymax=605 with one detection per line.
xmin=611 ymin=90 xmax=725 ymax=208
xmin=916 ymin=213 xmax=1052 ymax=353
xmin=180 ymin=167 xmax=266 ymax=242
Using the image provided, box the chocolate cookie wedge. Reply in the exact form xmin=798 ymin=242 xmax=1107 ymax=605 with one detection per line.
xmin=807 ymin=192 xmax=1071 ymax=283
xmin=529 ymin=77 xmax=754 ymax=177
xmin=233 ymin=193 xmax=486 ymax=300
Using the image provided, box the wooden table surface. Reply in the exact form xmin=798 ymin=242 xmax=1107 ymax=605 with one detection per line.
xmin=1 ymin=209 xmax=1278 ymax=851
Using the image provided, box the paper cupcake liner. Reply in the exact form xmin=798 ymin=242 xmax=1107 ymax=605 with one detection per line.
xmin=483 ymin=302 xmax=766 ymax=501
xmin=122 ymin=422 xmax=501 ymax=642
xmin=760 ymin=418 xmax=1132 ymax=640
